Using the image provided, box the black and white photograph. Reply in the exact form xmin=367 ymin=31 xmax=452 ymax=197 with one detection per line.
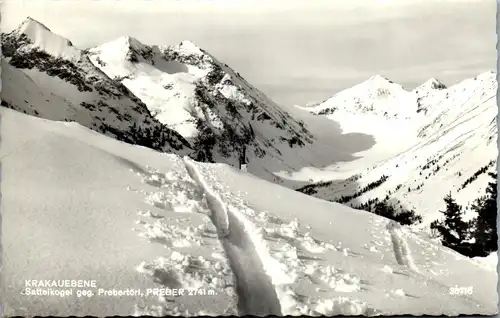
xmin=0 ymin=0 xmax=498 ymax=316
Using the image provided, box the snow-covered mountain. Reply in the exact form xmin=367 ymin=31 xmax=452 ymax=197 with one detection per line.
xmin=1 ymin=17 xmax=192 ymax=154
xmin=85 ymin=33 xmax=315 ymax=178
xmin=1 ymin=107 xmax=497 ymax=316
xmin=1 ymin=18 xmax=319 ymax=181
xmin=297 ymin=71 xmax=497 ymax=227
xmin=306 ymin=75 xmax=417 ymax=119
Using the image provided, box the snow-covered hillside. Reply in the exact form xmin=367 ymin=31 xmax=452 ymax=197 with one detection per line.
xmin=1 ymin=17 xmax=192 ymax=154
xmin=297 ymin=71 xmax=498 ymax=226
xmin=1 ymin=107 xmax=497 ymax=316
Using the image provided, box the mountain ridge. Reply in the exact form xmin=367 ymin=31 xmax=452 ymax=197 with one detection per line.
xmin=1 ymin=17 xmax=319 ymax=184
xmin=302 ymin=72 xmax=494 ymax=119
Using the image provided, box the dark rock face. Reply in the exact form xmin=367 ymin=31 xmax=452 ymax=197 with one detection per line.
xmin=190 ymin=74 xmax=312 ymax=164
xmin=191 ymin=81 xmax=259 ymax=162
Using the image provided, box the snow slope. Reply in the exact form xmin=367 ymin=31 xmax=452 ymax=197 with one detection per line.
xmin=297 ymin=71 xmax=498 ymax=226
xmin=1 ymin=17 xmax=192 ymax=154
xmin=1 ymin=107 xmax=497 ymax=316
xmin=1 ymin=59 xmax=78 ymax=121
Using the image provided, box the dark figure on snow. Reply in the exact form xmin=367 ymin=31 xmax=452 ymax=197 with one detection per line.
xmin=239 ymin=146 xmax=247 ymax=170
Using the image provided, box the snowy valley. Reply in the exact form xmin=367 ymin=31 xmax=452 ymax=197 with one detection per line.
xmin=0 ymin=16 xmax=498 ymax=316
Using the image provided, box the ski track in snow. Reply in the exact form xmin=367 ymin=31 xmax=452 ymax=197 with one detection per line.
xmin=386 ymin=221 xmax=420 ymax=273
xmin=183 ymin=157 xmax=282 ymax=316
xmin=183 ymin=159 xmax=231 ymax=239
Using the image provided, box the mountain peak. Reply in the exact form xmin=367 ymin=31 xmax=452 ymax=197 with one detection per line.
xmin=89 ymin=35 xmax=154 ymax=64
xmin=10 ymin=16 xmax=80 ymax=60
xmin=308 ymin=74 xmax=413 ymax=118
xmin=367 ymin=74 xmax=394 ymax=83
xmin=175 ymin=40 xmax=205 ymax=56
xmin=359 ymin=74 xmax=405 ymax=90
xmin=119 ymin=36 xmax=147 ymax=50
xmin=355 ymin=74 xmax=406 ymax=94
xmin=416 ymin=78 xmax=447 ymax=92
xmin=158 ymin=39 xmax=213 ymax=71
xmin=104 ymin=35 xmax=149 ymax=53
xmin=18 ymin=17 xmax=52 ymax=33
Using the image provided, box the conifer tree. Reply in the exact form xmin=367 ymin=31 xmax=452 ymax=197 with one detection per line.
xmin=471 ymin=172 xmax=498 ymax=254
xmin=430 ymin=193 xmax=470 ymax=249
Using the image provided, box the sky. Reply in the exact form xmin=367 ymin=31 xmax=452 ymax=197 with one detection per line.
xmin=2 ymin=0 xmax=497 ymax=107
